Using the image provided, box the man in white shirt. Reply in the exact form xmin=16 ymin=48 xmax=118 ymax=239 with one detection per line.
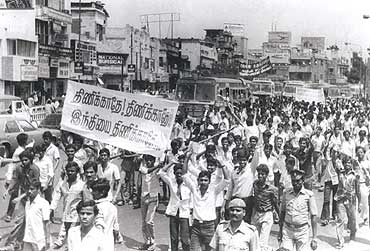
xmin=158 ymin=163 xmax=191 ymax=251
xmin=97 ymin=148 xmax=122 ymax=203
xmin=67 ymin=200 xmax=106 ymax=251
xmin=226 ymin=149 xmax=256 ymax=224
xmin=91 ymin=178 xmax=121 ymax=251
xmin=42 ymin=131 xmax=60 ymax=171
xmin=311 ymin=127 xmax=326 ymax=186
xmin=183 ymin=152 xmax=230 ymax=251
xmin=51 ymin=162 xmax=85 ymax=248
xmin=23 ymin=180 xmax=50 ymax=251
xmin=33 ymin=144 xmax=54 ymax=203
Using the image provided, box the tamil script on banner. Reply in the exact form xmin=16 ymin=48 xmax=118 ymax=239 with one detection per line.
xmin=240 ymin=57 xmax=272 ymax=77
xmin=295 ymin=87 xmax=325 ymax=104
xmin=61 ymin=81 xmax=179 ymax=157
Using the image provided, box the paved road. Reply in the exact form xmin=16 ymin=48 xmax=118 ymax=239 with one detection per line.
xmin=0 ymin=151 xmax=369 ymax=251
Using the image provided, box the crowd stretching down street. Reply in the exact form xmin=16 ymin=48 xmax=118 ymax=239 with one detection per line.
xmin=1 ymin=93 xmax=370 ymax=251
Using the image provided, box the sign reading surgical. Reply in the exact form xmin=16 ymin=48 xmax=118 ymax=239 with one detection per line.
xmin=295 ymin=87 xmax=325 ymax=104
xmin=97 ymin=52 xmax=128 ymax=66
xmin=61 ymin=81 xmax=179 ymax=157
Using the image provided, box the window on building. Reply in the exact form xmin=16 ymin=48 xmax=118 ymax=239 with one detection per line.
xmin=17 ymin=40 xmax=36 ymax=57
xmin=7 ymin=40 xmax=16 ymax=55
xmin=96 ymin=24 xmax=104 ymax=41
xmin=36 ymin=0 xmax=48 ymax=6
xmin=159 ymin=57 xmax=164 ymax=67
xmin=144 ymin=58 xmax=149 ymax=69
xmin=36 ymin=20 xmax=49 ymax=45
xmin=72 ymin=19 xmax=80 ymax=34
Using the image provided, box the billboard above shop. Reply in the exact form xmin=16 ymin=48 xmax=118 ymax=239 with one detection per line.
xmin=97 ymin=52 xmax=128 ymax=66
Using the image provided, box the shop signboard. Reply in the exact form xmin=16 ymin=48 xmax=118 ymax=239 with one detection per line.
xmin=20 ymin=65 xmax=38 ymax=81
xmin=97 ymin=52 xmax=128 ymax=66
xmin=38 ymin=56 xmax=50 ymax=78
xmin=74 ymin=61 xmax=84 ymax=74
xmin=57 ymin=60 xmax=70 ymax=78
xmin=39 ymin=44 xmax=73 ymax=59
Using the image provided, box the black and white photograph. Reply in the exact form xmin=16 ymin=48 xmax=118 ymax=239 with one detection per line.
xmin=1 ymin=0 xmax=370 ymax=250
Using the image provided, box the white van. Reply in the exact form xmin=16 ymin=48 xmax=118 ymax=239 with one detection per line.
xmin=0 ymin=95 xmax=46 ymax=126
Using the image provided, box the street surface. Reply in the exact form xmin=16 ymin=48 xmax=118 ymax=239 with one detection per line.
xmin=0 ymin=150 xmax=369 ymax=251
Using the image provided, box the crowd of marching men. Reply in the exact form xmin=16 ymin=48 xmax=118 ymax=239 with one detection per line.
xmin=1 ymin=95 xmax=370 ymax=251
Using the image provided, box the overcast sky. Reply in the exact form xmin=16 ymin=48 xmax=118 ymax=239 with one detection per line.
xmin=105 ymin=0 xmax=370 ymax=57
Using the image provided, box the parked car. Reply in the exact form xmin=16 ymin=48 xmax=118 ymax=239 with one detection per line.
xmin=0 ymin=115 xmax=61 ymax=157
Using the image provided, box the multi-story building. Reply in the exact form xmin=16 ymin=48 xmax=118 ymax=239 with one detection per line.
xmin=160 ymin=39 xmax=191 ymax=90
xmin=35 ymin=0 xmax=73 ymax=98
xmin=232 ymin=35 xmax=248 ymax=60
xmin=289 ymin=48 xmax=329 ymax=83
xmin=104 ymin=25 xmax=162 ymax=91
xmin=166 ymin=38 xmax=217 ymax=73
xmin=0 ymin=4 xmax=38 ymax=99
xmin=327 ymin=57 xmax=349 ymax=84
xmin=70 ymin=0 xmax=109 ymax=84
xmin=204 ymin=29 xmax=234 ymax=66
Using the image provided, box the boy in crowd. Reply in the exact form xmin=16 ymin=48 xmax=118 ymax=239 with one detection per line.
xmin=23 ymin=180 xmax=51 ymax=251
xmin=43 ymin=131 xmax=60 ymax=173
xmin=97 ymin=148 xmax=122 ymax=204
xmin=334 ymin=158 xmax=360 ymax=249
xmin=67 ymin=200 xmax=106 ymax=251
xmin=60 ymin=144 xmax=80 ymax=180
xmin=227 ymin=149 xmax=256 ymax=223
xmin=51 ymin=162 xmax=85 ymax=248
xmin=9 ymin=148 xmax=40 ymax=207
xmin=33 ymin=144 xmax=54 ymax=203
xmin=158 ymin=162 xmax=191 ymax=251
xmin=183 ymin=151 xmax=230 ymax=251
xmin=138 ymin=155 xmax=161 ymax=250
xmin=91 ymin=178 xmax=121 ymax=251
xmin=253 ymin=164 xmax=279 ymax=250
xmin=82 ymin=161 xmax=99 ymax=200
xmin=4 ymin=133 xmax=32 ymax=222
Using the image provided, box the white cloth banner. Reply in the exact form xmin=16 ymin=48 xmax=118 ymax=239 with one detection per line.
xmin=61 ymin=81 xmax=179 ymax=157
xmin=295 ymin=87 xmax=325 ymax=104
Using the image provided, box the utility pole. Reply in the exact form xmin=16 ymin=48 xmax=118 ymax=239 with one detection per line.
xmin=130 ymin=27 xmax=134 ymax=92
xmin=78 ymin=0 xmax=81 ymax=83
xmin=140 ymin=13 xmax=180 ymax=39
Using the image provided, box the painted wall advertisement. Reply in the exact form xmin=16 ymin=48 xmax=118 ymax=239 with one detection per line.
xmin=61 ymin=81 xmax=179 ymax=157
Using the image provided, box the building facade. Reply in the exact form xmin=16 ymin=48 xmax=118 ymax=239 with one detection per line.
xmin=0 ymin=6 xmax=38 ymax=99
